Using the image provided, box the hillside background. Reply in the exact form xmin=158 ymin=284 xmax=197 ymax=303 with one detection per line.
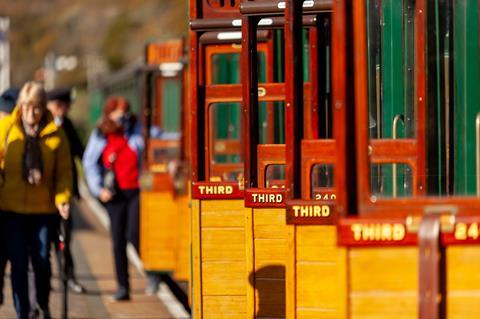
xmin=3 ymin=0 xmax=188 ymax=86
xmin=1 ymin=0 xmax=188 ymax=139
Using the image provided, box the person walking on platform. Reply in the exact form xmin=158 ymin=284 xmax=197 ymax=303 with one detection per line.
xmin=83 ymin=96 xmax=142 ymax=301
xmin=46 ymin=87 xmax=87 ymax=294
xmin=0 ymin=87 xmax=19 ymax=306
xmin=0 ymin=82 xmax=72 ymax=319
xmin=0 ymin=88 xmax=19 ymax=120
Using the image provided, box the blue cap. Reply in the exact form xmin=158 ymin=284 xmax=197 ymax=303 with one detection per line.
xmin=0 ymin=87 xmax=19 ymax=114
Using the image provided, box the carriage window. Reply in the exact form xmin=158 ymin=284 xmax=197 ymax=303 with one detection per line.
xmin=149 ymin=75 xmax=181 ymax=131
xmin=161 ymin=78 xmax=181 ymax=133
xmin=370 ymin=163 xmax=414 ymax=198
xmin=316 ymin=14 xmax=332 ymax=139
xmin=211 ymin=53 xmax=240 ymax=84
xmin=364 ymin=0 xmax=480 ymax=198
xmin=259 ymin=101 xmax=285 ymax=144
xmin=265 ymin=164 xmax=285 ymax=188
xmin=448 ymin=1 xmax=480 ymax=196
xmin=366 ymin=0 xmax=416 ymax=139
xmin=150 ymin=142 xmax=179 ymax=165
xmin=211 ymin=52 xmax=267 ymax=84
xmin=364 ymin=0 xmax=420 ymax=200
xmin=311 ymin=164 xmax=334 ymax=200
xmin=209 ymin=102 xmax=243 ymax=182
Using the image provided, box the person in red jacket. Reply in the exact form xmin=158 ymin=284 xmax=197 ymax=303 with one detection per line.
xmin=83 ymin=97 xmax=142 ymax=301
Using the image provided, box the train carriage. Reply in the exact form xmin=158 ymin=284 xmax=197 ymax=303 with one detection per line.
xmin=140 ymin=39 xmax=189 ymax=281
xmin=282 ymin=0 xmax=480 ymax=318
xmin=90 ymin=0 xmax=480 ymax=318
xmin=189 ymin=0 xmax=321 ymax=316
xmin=241 ymin=1 xmax=331 ymax=318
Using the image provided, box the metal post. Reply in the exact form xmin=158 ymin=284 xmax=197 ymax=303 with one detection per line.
xmin=0 ymin=17 xmax=10 ymax=93
xmin=476 ymin=113 xmax=480 ymax=196
xmin=418 ymin=214 xmax=446 ymax=319
xmin=44 ymin=52 xmax=56 ymax=91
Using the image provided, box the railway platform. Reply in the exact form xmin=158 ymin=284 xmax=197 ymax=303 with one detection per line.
xmin=0 ymin=199 xmax=176 ymax=319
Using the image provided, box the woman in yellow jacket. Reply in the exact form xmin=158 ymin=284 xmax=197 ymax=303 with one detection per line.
xmin=0 ymin=82 xmax=72 ymax=319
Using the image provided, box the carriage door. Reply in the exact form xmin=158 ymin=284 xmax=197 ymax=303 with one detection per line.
xmin=189 ymin=0 xmax=276 ymax=314
xmin=140 ymin=41 xmax=184 ymax=274
xmin=282 ymin=1 xmax=350 ymax=318
xmin=240 ymin=3 xmax=321 ymax=316
xmin=349 ymin=0 xmax=480 ymax=318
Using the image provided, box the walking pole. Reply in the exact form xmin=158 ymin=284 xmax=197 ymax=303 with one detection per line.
xmin=59 ymin=218 xmax=69 ymax=319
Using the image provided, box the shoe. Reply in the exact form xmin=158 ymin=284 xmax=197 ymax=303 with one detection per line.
xmin=28 ymin=309 xmax=39 ymax=319
xmin=145 ymin=274 xmax=161 ymax=296
xmin=111 ymin=288 xmax=130 ymax=301
xmin=68 ymin=278 xmax=87 ymax=294
xmin=40 ymin=309 xmax=51 ymax=319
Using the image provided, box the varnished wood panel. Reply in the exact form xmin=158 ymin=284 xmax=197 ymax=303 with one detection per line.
xmin=448 ymin=295 xmax=480 ymax=319
xmin=349 ymin=248 xmax=418 ymax=291
xmin=253 ymin=209 xmax=289 ymax=239
xmin=203 ymin=296 xmax=247 ymax=318
xmin=297 ymin=226 xmax=342 ymax=263
xmin=447 ymin=246 xmax=480 ymax=290
xmin=198 ymin=200 xmax=249 ymax=318
xmin=254 ymin=239 xmax=287 ymax=264
xmin=201 ymin=210 xmax=246 ymax=227
xmin=349 ymin=296 xmax=416 ymax=319
xmin=252 ymin=208 xmax=288 ymax=318
xmin=140 ymin=191 xmax=177 ymax=271
xmin=297 ymin=262 xmax=343 ymax=310
xmin=174 ymin=195 xmax=190 ymax=281
xmin=447 ymin=246 xmax=480 ymax=319
xmin=291 ymin=225 xmax=347 ymax=319
xmin=191 ymin=199 xmax=201 ymax=318
xmin=202 ymin=262 xmax=246 ymax=295
xmin=297 ymin=309 xmax=346 ymax=319
xmin=201 ymin=228 xmax=245 ymax=261
xmin=349 ymin=247 xmax=417 ymax=319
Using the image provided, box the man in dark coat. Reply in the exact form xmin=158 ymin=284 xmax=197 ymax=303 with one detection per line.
xmin=0 ymin=87 xmax=19 ymax=305
xmin=47 ymin=87 xmax=87 ymax=294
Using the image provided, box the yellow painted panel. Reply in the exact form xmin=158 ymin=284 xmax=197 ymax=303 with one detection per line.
xmin=143 ymin=250 xmax=176 ymax=260
xmin=447 ymin=246 xmax=480 ymax=319
xmin=253 ymin=208 xmax=287 ymax=239
xmin=203 ymin=296 xmax=247 ymax=318
xmin=141 ymin=232 xmax=178 ymax=242
xmin=349 ymin=247 xmax=418 ymax=292
xmin=201 ymin=210 xmax=246 ymax=228
xmin=297 ymin=226 xmax=337 ymax=247
xmin=201 ymin=200 xmax=249 ymax=227
xmin=174 ymin=195 xmax=190 ymax=281
xmin=201 ymin=229 xmax=246 ymax=261
xmin=254 ymin=238 xmax=287 ymax=262
xmin=350 ymin=295 xmax=416 ymax=319
xmin=448 ymin=295 xmax=480 ymax=319
xmin=254 ymin=278 xmax=285 ymax=318
xmin=297 ymin=309 xmax=343 ymax=319
xmin=296 ymin=226 xmax=342 ymax=262
xmin=140 ymin=191 xmax=177 ymax=271
xmin=245 ymin=207 xmax=255 ymax=319
xmin=293 ymin=226 xmax=347 ymax=319
xmin=447 ymin=246 xmax=480 ymax=290
xmin=202 ymin=262 xmax=246 ymax=296
xmin=297 ymin=262 xmax=343 ymax=310
xmin=297 ymin=246 xmax=345 ymax=263
xmin=191 ymin=199 xmax=202 ymax=318
xmin=198 ymin=199 xmax=249 ymax=318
